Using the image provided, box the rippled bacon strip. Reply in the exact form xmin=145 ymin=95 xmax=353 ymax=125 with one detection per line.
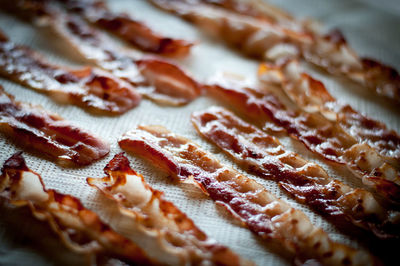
xmin=87 ymin=153 xmax=250 ymax=266
xmin=0 ymin=87 xmax=109 ymax=166
xmin=118 ymin=125 xmax=375 ymax=265
xmin=207 ymin=75 xmax=400 ymax=203
xmin=192 ymin=106 xmax=400 ymax=239
xmin=60 ymin=0 xmax=193 ymax=57
xmin=149 ymin=0 xmax=400 ymax=104
xmin=0 ymin=152 xmax=155 ymax=265
xmin=51 ymin=12 xmax=201 ymax=106
xmin=0 ymin=33 xmax=141 ymax=115
xmin=259 ymin=60 xmax=400 ymax=169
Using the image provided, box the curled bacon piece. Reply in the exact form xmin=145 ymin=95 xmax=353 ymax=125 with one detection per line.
xmin=149 ymin=0 xmax=400 ymax=103
xmin=206 ymin=75 xmax=400 ymax=203
xmin=87 ymin=153 xmax=250 ymax=266
xmin=258 ymin=60 xmax=400 ymax=168
xmin=118 ymin=125 xmax=376 ymax=265
xmin=52 ymin=12 xmax=202 ymax=106
xmin=0 ymin=86 xmax=109 ymax=166
xmin=192 ymin=106 xmax=400 ymax=239
xmin=0 ymin=33 xmax=141 ymax=115
xmin=60 ymin=0 xmax=193 ymax=57
xmin=0 ymin=152 xmax=155 ymax=265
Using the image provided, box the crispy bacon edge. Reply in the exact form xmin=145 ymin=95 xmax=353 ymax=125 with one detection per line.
xmin=0 ymin=30 xmax=142 ymax=115
xmin=0 ymin=152 xmax=156 ymax=265
xmin=258 ymin=60 xmax=400 ymax=168
xmin=205 ymin=75 xmax=400 ymax=203
xmin=191 ymin=106 xmax=400 ymax=239
xmin=0 ymin=86 xmax=109 ymax=166
xmin=118 ymin=125 xmax=376 ymax=265
xmin=87 ymin=152 xmax=251 ymax=266
xmin=149 ymin=0 xmax=400 ymax=104
xmin=61 ymin=0 xmax=194 ymax=57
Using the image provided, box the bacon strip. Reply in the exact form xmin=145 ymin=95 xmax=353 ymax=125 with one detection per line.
xmin=0 ymin=33 xmax=141 ymax=115
xmin=60 ymin=0 xmax=193 ymax=57
xmin=206 ymin=75 xmax=400 ymax=203
xmin=0 ymin=86 xmax=109 ymax=166
xmin=51 ymin=12 xmax=202 ymax=106
xmin=148 ymin=0 xmax=304 ymax=60
xmin=118 ymin=125 xmax=376 ymax=265
xmin=0 ymin=152 xmax=155 ymax=265
xmin=258 ymin=60 xmax=400 ymax=169
xmin=191 ymin=106 xmax=400 ymax=239
xmin=87 ymin=153 xmax=251 ymax=266
xmin=148 ymin=0 xmax=400 ymax=104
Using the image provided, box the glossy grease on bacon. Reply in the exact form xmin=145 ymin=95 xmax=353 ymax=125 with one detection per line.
xmin=0 ymin=87 xmax=109 ymax=166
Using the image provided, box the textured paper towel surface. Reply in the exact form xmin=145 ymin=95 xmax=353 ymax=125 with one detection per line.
xmin=0 ymin=0 xmax=399 ymax=265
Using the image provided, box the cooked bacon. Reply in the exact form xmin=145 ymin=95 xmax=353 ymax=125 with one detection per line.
xmin=191 ymin=106 xmax=400 ymax=239
xmin=148 ymin=0 xmax=305 ymax=61
xmin=0 ymin=34 xmax=141 ymax=115
xmin=118 ymin=125 xmax=376 ymax=265
xmin=149 ymin=0 xmax=400 ymax=103
xmin=51 ymin=12 xmax=202 ymax=106
xmin=258 ymin=60 xmax=400 ymax=169
xmin=0 ymin=86 xmax=109 ymax=166
xmin=206 ymin=75 xmax=400 ymax=203
xmin=60 ymin=0 xmax=193 ymax=57
xmin=87 ymin=153 xmax=251 ymax=266
xmin=0 ymin=152 xmax=156 ymax=265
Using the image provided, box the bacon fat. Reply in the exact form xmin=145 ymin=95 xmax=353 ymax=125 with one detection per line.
xmin=0 ymin=34 xmax=141 ymax=115
xmin=118 ymin=125 xmax=375 ymax=265
xmin=206 ymin=75 xmax=400 ymax=203
xmin=192 ymin=106 xmax=400 ymax=239
xmin=0 ymin=86 xmax=109 ymax=166
xmin=0 ymin=152 xmax=155 ymax=265
xmin=87 ymin=152 xmax=251 ymax=266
